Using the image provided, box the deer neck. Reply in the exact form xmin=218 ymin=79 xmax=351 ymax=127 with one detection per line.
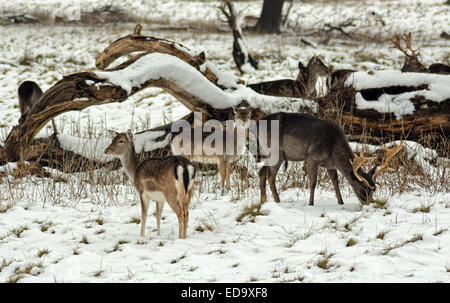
xmin=333 ymin=142 xmax=361 ymax=185
xmin=304 ymin=68 xmax=318 ymax=96
xmin=119 ymin=145 xmax=138 ymax=181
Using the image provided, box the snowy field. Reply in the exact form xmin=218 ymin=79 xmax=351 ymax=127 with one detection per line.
xmin=0 ymin=0 xmax=449 ymax=283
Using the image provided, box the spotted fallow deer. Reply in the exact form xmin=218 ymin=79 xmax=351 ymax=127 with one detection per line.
xmin=248 ymin=56 xmax=330 ymax=99
xmin=105 ymin=130 xmax=196 ymax=239
xmin=18 ymin=80 xmax=57 ymax=133
xmin=257 ymin=112 xmax=403 ymax=205
xmin=171 ymin=106 xmax=252 ymax=191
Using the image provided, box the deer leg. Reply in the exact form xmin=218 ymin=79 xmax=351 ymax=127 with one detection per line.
xmin=177 ymin=201 xmax=189 ymax=239
xmin=305 ymin=161 xmax=319 ymax=206
xmin=268 ymin=160 xmax=283 ymax=203
xmin=225 ymin=161 xmax=232 ymax=191
xmin=218 ymin=158 xmax=226 ymax=191
xmin=165 ymin=190 xmax=186 ymax=239
xmin=183 ymin=205 xmax=189 ymax=239
xmin=327 ymin=168 xmax=344 ymax=205
xmin=139 ymin=193 xmax=150 ymax=237
xmin=258 ymin=166 xmax=268 ymax=203
xmin=155 ymin=201 xmax=164 ymax=235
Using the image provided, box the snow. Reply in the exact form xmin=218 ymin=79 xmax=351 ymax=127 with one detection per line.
xmin=347 ymin=70 xmax=450 ymax=103
xmin=348 ymin=71 xmax=450 ymax=119
xmin=0 ymin=0 xmax=449 ymax=283
xmin=355 ymin=92 xmax=416 ymax=120
xmin=95 ymin=52 xmax=315 ymax=113
xmin=95 ymin=53 xmax=240 ymax=108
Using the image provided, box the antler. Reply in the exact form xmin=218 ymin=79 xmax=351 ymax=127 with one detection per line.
xmin=390 ymin=32 xmax=420 ymax=58
xmin=403 ymin=32 xmax=421 ymax=57
xmin=350 ymin=152 xmax=376 ymax=188
xmin=372 ymin=140 xmax=404 ymax=182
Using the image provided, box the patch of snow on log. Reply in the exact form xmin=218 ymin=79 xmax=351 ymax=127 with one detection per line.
xmin=355 ymin=92 xmax=415 ymax=120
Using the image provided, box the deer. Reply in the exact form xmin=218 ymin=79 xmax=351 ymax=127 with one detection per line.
xmin=18 ymin=80 xmax=57 ymax=134
xmin=391 ymin=33 xmax=428 ymax=73
xmin=257 ymin=112 xmax=403 ymax=205
xmin=428 ymin=63 xmax=450 ymax=75
xmin=171 ymin=106 xmax=252 ymax=191
xmin=327 ymin=69 xmax=355 ymax=92
xmin=105 ymin=130 xmax=196 ymax=239
xmin=242 ymin=15 xmax=259 ymax=28
xmin=248 ymin=56 xmax=330 ymax=99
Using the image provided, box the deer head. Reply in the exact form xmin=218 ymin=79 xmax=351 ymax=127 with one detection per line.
xmin=307 ymin=56 xmax=331 ymax=76
xmin=391 ymin=33 xmax=428 ymax=73
xmin=105 ymin=129 xmax=134 ymax=157
xmin=230 ymin=101 xmax=253 ymax=128
xmin=350 ymin=140 xmax=403 ymax=201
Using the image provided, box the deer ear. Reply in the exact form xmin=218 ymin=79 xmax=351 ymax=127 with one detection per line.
xmin=126 ymin=129 xmax=133 ymax=141
xmin=298 ymin=61 xmax=305 ymax=71
xmin=108 ymin=129 xmax=118 ymax=137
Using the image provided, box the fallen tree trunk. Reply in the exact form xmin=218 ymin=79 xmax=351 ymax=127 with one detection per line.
xmin=317 ymin=71 xmax=450 ymax=153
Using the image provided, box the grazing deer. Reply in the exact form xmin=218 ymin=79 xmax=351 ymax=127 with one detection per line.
xmin=257 ymin=112 xmax=402 ymax=205
xmin=105 ymin=130 xmax=196 ymax=239
xmin=248 ymin=56 xmax=330 ymax=98
xmin=171 ymin=106 xmax=252 ymax=191
xmin=391 ymin=33 xmax=428 ymax=73
xmin=18 ymin=80 xmax=57 ymax=133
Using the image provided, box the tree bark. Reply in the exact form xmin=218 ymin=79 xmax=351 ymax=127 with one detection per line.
xmin=254 ymin=0 xmax=285 ymax=33
xmin=219 ymin=0 xmax=258 ymax=73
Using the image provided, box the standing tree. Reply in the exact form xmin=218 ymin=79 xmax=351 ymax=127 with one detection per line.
xmin=219 ymin=0 xmax=258 ymax=73
xmin=254 ymin=0 xmax=285 ymax=33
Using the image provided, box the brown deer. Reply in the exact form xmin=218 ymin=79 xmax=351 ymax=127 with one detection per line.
xmin=243 ymin=15 xmax=259 ymax=28
xmin=428 ymin=63 xmax=450 ymax=75
xmin=171 ymin=106 xmax=252 ymax=191
xmin=105 ymin=130 xmax=196 ymax=239
xmin=391 ymin=33 xmax=428 ymax=73
xmin=327 ymin=69 xmax=355 ymax=92
xmin=257 ymin=112 xmax=402 ymax=205
xmin=248 ymin=56 xmax=330 ymax=98
xmin=18 ymin=80 xmax=57 ymax=133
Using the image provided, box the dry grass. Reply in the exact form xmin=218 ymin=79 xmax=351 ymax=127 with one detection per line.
xmin=381 ymin=234 xmax=423 ymax=255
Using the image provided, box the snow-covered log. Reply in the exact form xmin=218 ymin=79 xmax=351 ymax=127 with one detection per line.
xmin=318 ymin=70 xmax=450 ymax=152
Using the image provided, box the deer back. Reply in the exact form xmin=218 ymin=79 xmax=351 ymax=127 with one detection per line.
xmin=428 ymin=63 xmax=450 ymax=75
xmin=257 ymin=112 xmax=350 ymax=167
xmin=18 ymin=81 xmax=43 ymax=115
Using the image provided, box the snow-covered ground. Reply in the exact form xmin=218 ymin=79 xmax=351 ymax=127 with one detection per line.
xmin=0 ymin=0 xmax=449 ymax=283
